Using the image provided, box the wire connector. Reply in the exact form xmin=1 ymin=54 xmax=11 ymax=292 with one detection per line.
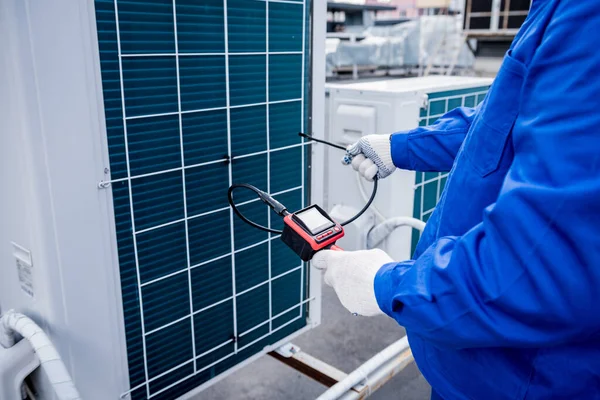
xmin=257 ymin=190 xmax=289 ymax=217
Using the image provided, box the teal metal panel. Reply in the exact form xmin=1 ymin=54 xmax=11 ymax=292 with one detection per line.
xmin=182 ymin=109 xmax=228 ymax=165
xmin=127 ymin=115 xmax=181 ymax=176
xmin=269 ymin=2 xmax=303 ymax=52
xmin=121 ymin=56 xmax=179 ymax=117
xmin=188 ymin=210 xmax=231 ymax=266
xmin=270 ymin=101 xmax=302 ymax=148
xmin=94 ymin=0 xmax=311 ymax=398
xmin=179 ymin=56 xmax=227 ymax=111
xmin=230 ymin=105 xmax=268 ymax=155
xmin=269 ymin=54 xmax=303 ymax=101
xmin=228 ymin=0 xmax=266 ymax=53
xmin=229 ymin=55 xmax=267 ymax=106
xmin=176 ymin=0 xmax=225 ymax=53
xmin=410 ymin=85 xmax=490 ymax=256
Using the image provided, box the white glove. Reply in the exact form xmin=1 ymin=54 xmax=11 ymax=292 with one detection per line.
xmin=312 ymin=248 xmax=394 ymax=316
xmin=342 ymin=134 xmax=396 ymax=181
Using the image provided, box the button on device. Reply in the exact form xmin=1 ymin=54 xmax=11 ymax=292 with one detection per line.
xmin=333 ymin=226 xmax=341 ymax=232
xmin=317 ymin=231 xmax=333 ymax=241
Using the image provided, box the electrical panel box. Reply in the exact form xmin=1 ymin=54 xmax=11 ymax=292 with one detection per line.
xmin=325 ymin=76 xmax=493 ymax=261
xmin=0 ymin=1 xmax=325 ymax=399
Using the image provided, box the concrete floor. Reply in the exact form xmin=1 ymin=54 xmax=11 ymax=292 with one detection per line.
xmin=198 ymin=283 xmax=431 ymax=400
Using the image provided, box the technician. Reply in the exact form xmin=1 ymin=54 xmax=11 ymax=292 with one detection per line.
xmin=312 ymin=1 xmax=600 ymax=399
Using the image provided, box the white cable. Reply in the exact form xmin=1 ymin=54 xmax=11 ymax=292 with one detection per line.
xmin=0 ymin=310 xmax=81 ymax=400
xmin=355 ymin=172 xmax=386 ymax=222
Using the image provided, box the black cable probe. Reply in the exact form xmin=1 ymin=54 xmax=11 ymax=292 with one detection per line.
xmin=227 ymin=184 xmax=289 ymax=234
xmin=298 ymin=132 xmax=347 ymax=151
xmin=227 ymin=133 xmax=378 ymax=234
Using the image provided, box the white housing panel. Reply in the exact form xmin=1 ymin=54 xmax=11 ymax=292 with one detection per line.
xmin=325 ymin=76 xmax=493 ymax=261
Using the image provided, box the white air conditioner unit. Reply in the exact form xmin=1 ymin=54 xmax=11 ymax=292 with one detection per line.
xmin=0 ymin=0 xmax=326 ymax=399
xmin=325 ymin=76 xmax=493 ymax=261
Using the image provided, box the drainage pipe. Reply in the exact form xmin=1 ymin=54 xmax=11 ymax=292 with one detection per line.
xmin=0 ymin=310 xmax=81 ymax=400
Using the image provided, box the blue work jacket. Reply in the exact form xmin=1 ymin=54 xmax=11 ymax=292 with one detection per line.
xmin=374 ymin=1 xmax=600 ymax=398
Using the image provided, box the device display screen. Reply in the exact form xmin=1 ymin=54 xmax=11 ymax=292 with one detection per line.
xmin=295 ymin=207 xmax=335 ymax=235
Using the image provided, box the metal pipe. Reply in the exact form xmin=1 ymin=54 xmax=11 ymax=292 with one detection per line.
xmin=463 ymin=29 xmax=520 ymax=37
xmin=490 ymin=0 xmax=502 ymax=32
xmin=316 ymin=336 xmax=410 ymax=400
xmin=465 ymin=0 xmax=473 ymax=31
xmin=338 ymin=346 xmax=414 ymax=400
xmin=0 ymin=311 xmax=81 ymax=400
xmin=503 ymin=0 xmax=511 ymax=30
xmin=467 ymin=11 xmax=528 ymax=17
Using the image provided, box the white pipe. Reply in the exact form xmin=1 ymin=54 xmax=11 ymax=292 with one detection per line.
xmin=367 ymin=216 xmax=426 ymax=249
xmin=338 ymin=343 xmax=414 ymax=400
xmin=25 ymin=383 xmax=38 ymax=400
xmin=316 ymin=336 xmax=410 ymax=400
xmin=355 ymin=171 xmax=427 ymax=249
xmin=0 ymin=310 xmax=81 ymax=400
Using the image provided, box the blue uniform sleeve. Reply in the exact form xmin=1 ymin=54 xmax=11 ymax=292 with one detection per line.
xmin=390 ymin=106 xmax=477 ymax=172
xmin=375 ymin=0 xmax=600 ymax=348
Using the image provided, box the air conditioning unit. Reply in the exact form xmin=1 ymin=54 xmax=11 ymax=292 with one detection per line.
xmin=0 ymin=0 xmax=325 ymax=399
xmin=325 ymin=76 xmax=492 ymax=261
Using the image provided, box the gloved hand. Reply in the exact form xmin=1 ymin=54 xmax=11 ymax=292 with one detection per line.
xmin=312 ymin=248 xmax=394 ymax=316
xmin=342 ymin=134 xmax=396 ymax=181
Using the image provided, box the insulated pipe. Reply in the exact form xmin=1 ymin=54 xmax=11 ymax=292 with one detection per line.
xmin=316 ymin=336 xmax=410 ymax=400
xmin=355 ymin=173 xmax=426 ymax=229
xmin=338 ymin=344 xmax=414 ymax=400
xmin=367 ymin=216 xmax=426 ymax=250
xmin=0 ymin=310 xmax=81 ymax=400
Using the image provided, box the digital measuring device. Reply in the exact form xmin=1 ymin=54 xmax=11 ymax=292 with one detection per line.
xmin=281 ymin=204 xmax=344 ymax=261
xmin=227 ymin=133 xmax=377 ymax=261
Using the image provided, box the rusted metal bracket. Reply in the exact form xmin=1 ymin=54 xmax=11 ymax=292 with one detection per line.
xmin=268 ymin=344 xmax=348 ymax=388
xmin=269 ymin=339 xmax=414 ymax=400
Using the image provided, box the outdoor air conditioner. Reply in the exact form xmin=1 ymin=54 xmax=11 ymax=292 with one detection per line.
xmin=0 ymin=0 xmax=325 ymax=399
xmin=325 ymin=76 xmax=492 ymax=261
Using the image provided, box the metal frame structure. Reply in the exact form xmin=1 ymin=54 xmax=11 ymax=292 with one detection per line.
xmin=464 ymin=0 xmax=531 ymax=38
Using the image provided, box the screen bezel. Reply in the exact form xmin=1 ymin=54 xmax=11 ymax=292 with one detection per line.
xmin=292 ymin=205 xmax=335 ymax=235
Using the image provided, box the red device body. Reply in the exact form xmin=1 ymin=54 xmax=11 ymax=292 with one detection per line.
xmin=280 ymin=205 xmax=344 ymax=261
